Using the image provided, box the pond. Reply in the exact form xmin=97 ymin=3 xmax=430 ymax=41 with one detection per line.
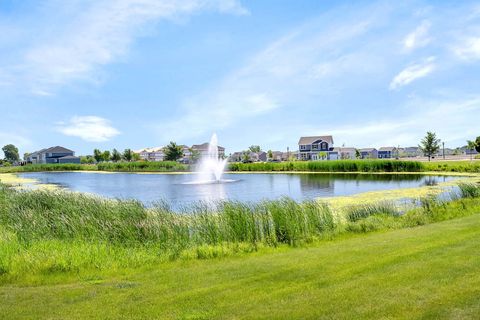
xmin=18 ymin=172 xmax=458 ymax=209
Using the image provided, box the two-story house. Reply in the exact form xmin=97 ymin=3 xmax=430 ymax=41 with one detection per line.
xmin=359 ymin=148 xmax=378 ymax=159
xmin=298 ymin=136 xmax=334 ymax=160
xmin=378 ymin=147 xmax=397 ymax=159
xmin=27 ymin=146 xmax=80 ymax=164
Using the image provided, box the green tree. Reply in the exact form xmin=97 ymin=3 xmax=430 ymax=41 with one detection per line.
xmin=132 ymin=153 xmax=141 ymax=161
xmin=111 ymin=149 xmax=122 ymax=162
xmin=80 ymin=155 xmax=95 ymax=164
xmin=93 ymin=149 xmax=103 ymax=163
xmin=123 ymin=149 xmax=133 ymax=162
xmin=2 ymin=144 xmax=19 ymax=163
xmin=267 ymin=150 xmax=273 ymax=160
xmin=355 ymin=149 xmax=361 ymax=159
xmin=318 ymin=151 xmax=328 ymax=160
xmin=189 ymin=148 xmax=200 ymax=163
xmin=467 ymin=140 xmax=476 ymax=161
xmin=102 ymin=150 xmax=111 ymax=162
xmin=23 ymin=152 xmax=31 ymax=161
xmin=420 ymin=132 xmax=441 ymax=161
xmin=249 ymin=145 xmax=261 ymax=153
xmin=475 ymin=136 xmax=480 ymax=153
xmin=164 ymin=142 xmax=184 ymax=161
xmin=242 ymin=151 xmax=251 ymax=163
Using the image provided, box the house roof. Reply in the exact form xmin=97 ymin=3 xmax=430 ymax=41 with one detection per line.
xmin=58 ymin=155 xmax=80 ymax=160
xmin=31 ymin=146 xmax=74 ymax=155
xmin=298 ymin=135 xmax=334 ymax=145
xmin=360 ymin=148 xmax=377 ymax=152
xmin=191 ymin=142 xmax=225 ymax=151
xmin=379 ymin=147 xmax=396 ymax=152
xmin=340 ymin=147 xmax=356 ymax=152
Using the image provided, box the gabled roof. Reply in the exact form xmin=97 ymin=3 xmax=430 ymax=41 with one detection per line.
xmin=298 ymin=135 xmax=334 ymax=145
xmin=359 ymin=148 xmax=377 ymax=152
xmin=31 ymin=146 xmax=74 ymax=155
xmin=379 ymin=147 xmax=396 ymax=152
xmin=191 ymin=142 xmax=225 ymax=151
xmin=340 ymin=147 xmax=356 ymax=152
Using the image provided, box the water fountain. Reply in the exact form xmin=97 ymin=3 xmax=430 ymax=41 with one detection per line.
xmin=186 ymin=133 xmax=234 ymax=184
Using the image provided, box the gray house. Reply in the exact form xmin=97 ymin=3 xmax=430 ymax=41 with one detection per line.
xmin=298 ymin=135 xmax=334 ymax=160
xmin=27 ymin=146 xmax=80 ymax=164
xmin=359 ymin=148 xmax=378 ymax=159
xmin=378 ymin=147 xmax=397 ymax=159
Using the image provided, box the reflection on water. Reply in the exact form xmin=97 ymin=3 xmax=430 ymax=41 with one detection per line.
xmin=19 ymin=172 xmax=455 ymax=209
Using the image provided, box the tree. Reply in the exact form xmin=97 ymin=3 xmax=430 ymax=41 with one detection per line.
xmin=102 ymin=150 xmax=111 ymax=162
xmin=93 ymin=149 xmax=103 ymax=163
xmin=111 ymin=149 xmax=122 ymax=162
xmin=242 ymin=151 xmax=251 ymax=163
xmin=475 ymin=136 xmax=480 ymax=153
xmin=249 ymin=145 xmax=261 ymax=153
xmin=132 ymin=153 xmax=141 ymax=161
xmin=23 ymin=152 xmax=31 ymax=161
xmin=467 ymin=140 xmax=476 ymax=161
xmin=164 ymin=142 xmax=184 ymax=161
xmin=2 ymin=144 xmax=19 ymax=163
xmin=189 ymin=148 xmax=200 ymax=163
xmin=267 ymin=150 xmax=273 ymax=160
xmin=419 ymin=132 xmax=441 ymax=161
xmin=355 ymin=149 xmax=361 ymax=159
xmin=123 ymin=149 xmax=133 ymax=162
xmin=80 ymin=155 xmax=95 ymax=164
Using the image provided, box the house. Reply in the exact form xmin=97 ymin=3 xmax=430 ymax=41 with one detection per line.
xmin=359 ymin=148 xmax=378 ymax=159
xmin=27 ymin=146 xmax=80 ymax=164
xmin=332 ymin=147 xmax=356 ymax=160
xmin=403 ymin=147 xmax=421 ymax=157
xmin=134 ymin=147 xmax=165 ymax=162
xmin=229 ymin=151 xmax=267 ymax=162
xmin=191 ymin=142 xmax=226 ymax=159
xmin=378 ymin=147 xmax=397 ymax=159
xmin=298 ymin=135 xmax=334 ymax=161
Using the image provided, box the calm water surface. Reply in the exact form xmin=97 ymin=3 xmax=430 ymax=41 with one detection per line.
xmin=19 ymin=172 xmax=457 ymax=209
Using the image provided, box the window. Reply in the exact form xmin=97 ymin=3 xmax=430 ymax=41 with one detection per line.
xmin=312 ymin=144 xmax=318 ymax=150
xmin=321 ymin=142 xmax=327 ymax=150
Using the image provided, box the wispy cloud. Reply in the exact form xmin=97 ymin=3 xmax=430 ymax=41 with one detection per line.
xmin=389 ymin=56 xmax=436 ymax=90
xmin=57 ymin=116 xmax=120 ymax=142
xmin=403 ymin=20 xmax=431 ymax=51
xmin=1 ymin=0 xmax=247 ymax=95
xmin=453 ymin=37 xmax=480 ymax=61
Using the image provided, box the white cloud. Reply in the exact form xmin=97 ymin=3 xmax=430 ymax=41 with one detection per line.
xmin=403 ymin=20 xmax=431 ymax=51
xmin=453 ymin=37 xmax=480 ymax=61
xmin=57 ymin=116 xmax=120 ymax=142
xmin=389 ymin=57 xmax=436 ymax=90
xmin=2 ymin=0 xmax=247 ymax=95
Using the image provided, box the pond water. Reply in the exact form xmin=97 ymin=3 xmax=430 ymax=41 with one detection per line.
xmin=18 ymin=172 xmax=457 ymax=209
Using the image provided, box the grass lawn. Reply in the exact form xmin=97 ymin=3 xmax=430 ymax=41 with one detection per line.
xmin=1 ymin=214 xmax=479 ymax=319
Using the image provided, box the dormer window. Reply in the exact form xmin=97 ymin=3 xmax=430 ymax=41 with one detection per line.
xmin=321 ymin=142 xmax=327 ymax=150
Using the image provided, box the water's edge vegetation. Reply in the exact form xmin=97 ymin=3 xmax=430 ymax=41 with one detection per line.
xmin=1 ymin=181 xmax=479 ymax=282
xmin=1 ymin=159 xmax=479 ymax=174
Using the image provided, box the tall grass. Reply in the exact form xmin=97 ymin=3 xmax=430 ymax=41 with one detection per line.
xmin=1 ymin=181 xmax=480 ymax=278
xmin=423 ymin=161 xmax=480 ymax=173
xmin=0 ymin=163 xmax=94 ymax=173
xmin=97 ymin=161 xmax=188 ymax=172
xmin=229 ymin=160 xmax=424 ymax=172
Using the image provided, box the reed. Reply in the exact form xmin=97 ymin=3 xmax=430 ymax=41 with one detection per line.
xmin=228 ymin=160 xmax=424 ymax=172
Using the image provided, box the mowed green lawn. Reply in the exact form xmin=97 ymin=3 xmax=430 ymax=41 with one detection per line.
xmin=1 ymin=214 xmax=480 ymax=320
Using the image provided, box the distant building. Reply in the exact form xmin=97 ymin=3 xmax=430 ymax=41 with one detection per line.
xmin=329 ymin=147 xmax=357 ymax=160
xmin=359 ymin=148 xmax=378 ymax=159
xmin=134 ymin=147 xmax=165 ymax=162
xmin=191 ymin=142 xmax=225 ymax=159
xmin=27 ymin=146 xmax=80 ymax=164
xmin=229 ymin=151 xmax=267 ymax=162
xmin=298 ymin=135 xmax=334 ymax=160
xmin=403 ymin=147 xmax=421 ymax=157
xmin=378 ymin=147 xmax=397 ymax=159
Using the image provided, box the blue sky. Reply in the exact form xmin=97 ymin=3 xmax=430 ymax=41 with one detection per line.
xmin=1 ymin=0 xmax=480 ymax=157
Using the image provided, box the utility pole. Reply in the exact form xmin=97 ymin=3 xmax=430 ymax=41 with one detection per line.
xmin=443 ymin=142 xmax=445 ymax=160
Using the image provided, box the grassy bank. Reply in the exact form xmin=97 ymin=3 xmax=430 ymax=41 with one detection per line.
xmin=97 ymin=161 xmax=188 ymax=172
xmin=1 ymin=182 xmax=480 ymax=281
xmin=423 ymin=160 xmax=480 ymax=173
xmin=2 ymin=209 xmax=480 ymax=319
xmin=0 ymin=163 xmax=95 ymax=173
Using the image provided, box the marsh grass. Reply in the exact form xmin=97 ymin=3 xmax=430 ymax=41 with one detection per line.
xmin=1 ymin=182 xmax=480 ymax=279
xmin=229 ymin=160 xmax=424 ymax=172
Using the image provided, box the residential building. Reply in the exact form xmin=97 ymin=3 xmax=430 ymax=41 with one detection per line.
xmin=330 ymin=147 xmax=356 ymax=160
xmin=191 ymin=142 xmax=226 ymax=159
xmin=298 ymin=135 xmax=334 ymax=160
xmin=378 ymin=147 xmax=397 ymax=159
xmin=27 ymin=146 xmax=80 ymax=164
xmin=134 ymin=147 xmax=165 ymax=162
xmin=359 ymin=148 xmax=378 ymax=159
xmin=229 ymin=151 xmax=267 ymax=162
xmin=402 ymin=147 xmax=421 ymax=157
